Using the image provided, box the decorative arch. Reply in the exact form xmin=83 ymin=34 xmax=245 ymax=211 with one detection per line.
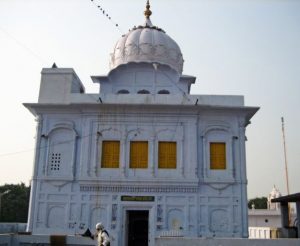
xmin=202 ymin=122 xmax=232 ymax=137
xmin=47 ymin=205 xmax=65 ymax=228
xmin=209 ymin=209 xmax=229 ymax=233
xmin=167 ymin=208 xmax=184 ymax=231
xmin=201 ymin=121 xmax=235 ymax=182
xmin=47 ymin=122 xmax=78 ymax=137
xmin=126 ymin=128 xmax=147 ymax=140
xmin=45 ymin=122 xmax=78 ymax=178
xmin=90 ymin=206 xmax=108 ymax=232
xmin=97 ymin=127 xmax=122 ymax=138
xmin=154 ymin=128 xmax=175 ymax=139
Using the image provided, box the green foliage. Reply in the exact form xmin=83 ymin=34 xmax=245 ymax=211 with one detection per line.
xmin=0 ymin=183 xmax=30 ymax=222
xmin=248 ymin=196 xmax=268 ymax=209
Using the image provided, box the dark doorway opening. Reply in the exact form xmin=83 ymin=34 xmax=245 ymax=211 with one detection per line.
xmin=127 ymin=210 xmax=149 ymax=246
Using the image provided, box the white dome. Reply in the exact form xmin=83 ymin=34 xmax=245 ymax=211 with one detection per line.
xmin=269 ymin=185 xmax=282 ymax=199
xmin=109 ymin=18 xmax=184 ymax=74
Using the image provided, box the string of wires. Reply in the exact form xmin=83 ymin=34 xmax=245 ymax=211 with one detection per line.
xmin=90 ymin=0 xmax=123 ymax=33
xmin=0 ymin=131 xmax=99 ymax=158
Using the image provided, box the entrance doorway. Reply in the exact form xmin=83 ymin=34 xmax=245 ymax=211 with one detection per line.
xmin=127 ymin=210 xmax=149 ymax=246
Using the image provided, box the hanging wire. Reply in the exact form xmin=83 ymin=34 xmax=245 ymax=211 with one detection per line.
xmin=0 ymin=130 xmax=99 ymax=158
xmin=90 ymin=0 xmax=124 ymax=33
xmin=0 ymin=26 xmax=47 ymax=64
xmin=0 ymin=21 xmax=111 ymax=159
xmin=0 ymin=24 xmax=102 ymax=114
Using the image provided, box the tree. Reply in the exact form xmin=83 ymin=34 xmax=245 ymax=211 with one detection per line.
xmin=0 ymin=183 xmax=30 ymax=222
xmin=248 ymin=196 xmax=268 ymax=209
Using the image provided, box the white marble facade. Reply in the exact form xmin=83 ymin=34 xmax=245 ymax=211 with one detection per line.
xmin=25 ymin=6 xmax=258 ymax=246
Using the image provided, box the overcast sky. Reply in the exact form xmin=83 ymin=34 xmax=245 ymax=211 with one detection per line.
xmin=0 ymin=0 xmax=299 ymax=199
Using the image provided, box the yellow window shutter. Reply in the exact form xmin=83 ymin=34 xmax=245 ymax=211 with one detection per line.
xmin=130 ymin=141 xmax=148 ymax=168
xmin=101 ymin=141 xmax=120 ymax=168
xmin=210 ymin=142 xmax=226 ymax=170
xmin=158 ymin=142 xmax=176 ymax=169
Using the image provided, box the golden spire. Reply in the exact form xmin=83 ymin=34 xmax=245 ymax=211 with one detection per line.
xmin=144 ymin=0 xmax=152 ymax=19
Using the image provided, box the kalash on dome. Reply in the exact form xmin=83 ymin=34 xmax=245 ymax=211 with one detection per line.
xmin=24 ymin=1 xmax=258 ymax=245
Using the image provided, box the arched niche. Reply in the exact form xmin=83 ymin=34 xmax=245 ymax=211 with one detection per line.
xmin=167 ymin=208 xmax=184 ymax=231
xmin=45 ymin=123 xmax=78 ymax=178
xmin=90 ymin=206 xmax=108 ymax=233
xmin=201 ymin=123 xmax=235 ymax=183
xmin=209 ymin=208 xmax=229 ymax=233
xmin=47 ymin=205 xmax=65 ymax=228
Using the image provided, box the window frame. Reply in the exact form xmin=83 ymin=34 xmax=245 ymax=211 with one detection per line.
xmin=202 ymin=126 xmax=235 ymax=182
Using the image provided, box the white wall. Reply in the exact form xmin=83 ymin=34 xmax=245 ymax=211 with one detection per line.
xmin=1 ymin=235 xmax=300 ymax=246
xmin=156 ymin=237 xmax=300 ymax=246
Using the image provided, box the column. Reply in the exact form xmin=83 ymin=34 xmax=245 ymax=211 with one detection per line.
xmin=92 ymin=132 xmax=99 ymax=177
xmin=280 ymin=202 xmax=289 ymax=227
xmin=149 ymin=137 xmax=155 ymax=177
xmin=239 ymin=121 xmax=249 ymax=237
xmin=201 ymin=136 xmax=206 ymax=179
xmin=180 ymin=137 xmax=184 ymax=177
xmin=296 ymin=201 xmax=300 ymax=237
xmin=120 ymin=137 xmax=126 ymax=177
xmin=27 ymin=115 xmax=43 ymax=232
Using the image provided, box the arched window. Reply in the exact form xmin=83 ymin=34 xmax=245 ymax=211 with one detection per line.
xmin=201 ymin=124 xmax=235 ymax=182
xmin=117 ymin=89 xmax=130 ymax=94
xmin=137 ymin=89 xmax=150 ymax=94
xmin=158 ymin=90 xmax=170 ymax=94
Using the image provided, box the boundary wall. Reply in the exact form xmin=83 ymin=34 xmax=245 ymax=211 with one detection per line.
xmin=0 ymin=234 xmax=300 ymax=246
xmin=156 ymin=237 xmax=300 ymax=246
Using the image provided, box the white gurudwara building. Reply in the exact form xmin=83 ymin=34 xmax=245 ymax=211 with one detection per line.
xmin=25 ymin=2 xmax=258 ymax=245
xmin=248 ymin=186 xmax=282 ymax=239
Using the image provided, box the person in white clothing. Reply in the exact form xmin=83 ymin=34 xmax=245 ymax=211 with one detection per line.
xmin=95 ymin=222 xmax=110 ymax=246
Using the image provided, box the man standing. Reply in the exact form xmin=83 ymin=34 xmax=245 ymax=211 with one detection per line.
xmin=95 ymin=222 xmax=110 ymax=246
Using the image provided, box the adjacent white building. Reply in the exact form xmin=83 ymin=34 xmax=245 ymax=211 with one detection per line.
xmin=25 ymin=2 xmax=258 ymax=245
xmin=248 ymin=186 xmax=297 ymax=239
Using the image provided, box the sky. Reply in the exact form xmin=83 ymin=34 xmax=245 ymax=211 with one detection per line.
xmin=0 ymin=0 xmax=299 ymax=199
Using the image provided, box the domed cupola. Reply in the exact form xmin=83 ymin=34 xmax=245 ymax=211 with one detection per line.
xmin=267 ymin=185 xmax=282 ymax=210
xmin=109 ymin=1 xmax=184 ymax=74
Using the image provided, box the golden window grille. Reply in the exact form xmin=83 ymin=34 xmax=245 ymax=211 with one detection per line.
xmin=158 ymin=142 xmax=177 ymax=169
xmin=101 ymin=141 xmax=120 ymax=168
xmin=130 ymin=141 xmax=148 ymax=168
xmin=210 ymin=142 xmax=226 ymax=170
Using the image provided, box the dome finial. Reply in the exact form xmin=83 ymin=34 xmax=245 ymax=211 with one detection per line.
xmin=144 ymin=0 xmax=152 ymax=19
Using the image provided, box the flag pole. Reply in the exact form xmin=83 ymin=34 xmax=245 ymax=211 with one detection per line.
xmin=281 ymin=117 xmax=290 ymax=195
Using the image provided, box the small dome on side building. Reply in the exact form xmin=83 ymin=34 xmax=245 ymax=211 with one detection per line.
xmin=267 ymin=185 xmax=282 ymax=210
